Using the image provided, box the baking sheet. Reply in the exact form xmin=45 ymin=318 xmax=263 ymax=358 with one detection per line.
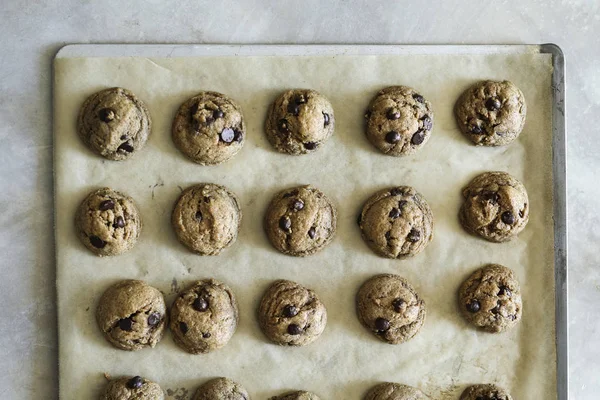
xmin=54 ymin=47 xmax=556 ymax=399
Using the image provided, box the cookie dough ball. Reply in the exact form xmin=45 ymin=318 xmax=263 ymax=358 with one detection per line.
xmin=458 ymin=264 xmax=523 ymax=333
xmin=455 ymin=80 xmax=526 ymax=146
xmin=459 ymin=171 xmax=529 ymax=242
xmin=269 ymin=391 xmax=321 ymax=400
xmin=264 ymin=185 xmax=337 ymax=257
xmin=365 ymin=86 xmax=433 ymax=156
xmin=358 ymin=186 xmax=433 ymax=259
xmin=258 ymin=280 xmax=327 ymax=346
xmin=170 ymin=279 xmax=239 ymax=354
xmin=96 ymin=280 xmax=167 ymax=351
xmin=459 ymin=384 xmax=513 ymax=400
xmin=356 ymin=274 xmax=426 ymax=344
xmin=101 ymin=376 xmax=164 ymax=400
xmin=192 ymin=377 xmax=250 ymax=400
xmin=172 ymin=91 xmax=245 ymax=165
xmin=77 ymin=87 xmax=151 ymax=161
xmin=75 ymin=187 xmax=141 ymax=257
xmin=172 ymin=183 xmax=242 ymax=255
xmin=265 ymin=89 xmax=334 ymax=155
xmin=364 ymin=382 xmax=429 ymax=400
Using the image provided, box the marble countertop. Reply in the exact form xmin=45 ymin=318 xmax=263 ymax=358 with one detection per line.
xmin=0 ymin=1 xmax=597 ymax=398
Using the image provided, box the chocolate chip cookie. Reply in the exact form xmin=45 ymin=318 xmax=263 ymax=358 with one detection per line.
xmin=258 ymin=280 xmax=327 ymax=346
xmin=455 ymin=80 xmax=526 ymax=146
xmin=356 ymin=274 xmax=426 ymax=344
xmin=459 ymin=264 xmax=522 ymax=333
xmin=459 ymin=171 xmax=529 ymax=242
xmin=269 ymin=391 xmax=321 ymax=400
xmin=365 ymin=86 xmax=433 ymax=156
xmin=459 ymin=384 xmax=513 ymax=400
xmin=77 ymin=87 xmax=151 ymax=160
xmin=192 ymin=377 xmax=250 ymax=400
xmin=96 ymin=280 xmax=167 ymax=351
xmin=364 ymin=382 xmax=429 ymax=400
xmin=264 ymin=185 xmax=337 ymax=257
xmin=172 ymin=183 xmax=242 ymax=255
xmin=170 ymin=279 xmax=239 ymax=354
xmin=265 ymin=89 xmax=334 ymax=155
xmin=101 ymin=376 xmax=164 ymax=400
xmin=75 ymin=187 xmax=141 ymax=256
xmin=172 ymin=91 xmax=245 ymax=165
xmin=358 ymin=186 xmax=433 ymax=259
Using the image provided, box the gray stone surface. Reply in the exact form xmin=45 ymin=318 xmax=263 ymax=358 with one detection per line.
xmin=0 ymin=1 xmax=597 ymax=398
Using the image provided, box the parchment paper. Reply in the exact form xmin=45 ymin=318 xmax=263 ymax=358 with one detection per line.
xmin=54 ymin=51 xmax=555 ymax=399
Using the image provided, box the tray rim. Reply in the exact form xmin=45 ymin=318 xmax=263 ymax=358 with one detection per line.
xmin=53 ymin=43 xmax=568 ymax=399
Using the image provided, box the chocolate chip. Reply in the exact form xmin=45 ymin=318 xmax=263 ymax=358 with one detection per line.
xmin=519 ymin=209 xmax=525 ymax=218
xmin=387 ymin=109 xmax=401 ymax=120
xmin=98 ymin=108 xmax=115 ymax=122
xmin=485 ymin=97 xmax=502 ymax=111
xmin=287 ymin=102 xmax=299 ymax=116
xmin=481 ymin=190 xmax=499 ymax=204
xmin=287 ymin=324 xmax=302 ymax=335
xmin=203 ymin=196 xmax=210 ymax=203
xmin=282 ymin=305 xmax=298 ymax=318
xmin=283 ymin=191 xmax=299 ymax=200
xmin=291 ymin=199 xmax=304 ymax=211
xmin=413 ymin=93 xmax=425 ymax=103
xmin=389 ymin=208 xmax=400 ymax=219
xmin=398 ymin=200 xmax=408 ymax=208
xmin=308 ymin=227 xmax=316 ymax=239
xmin=113 ymin=216 xmax=125 ymax=228
xmin=203 ymin=332 xmax=211 ymax=338
xmin=118 ymin=143 xmax=134 ymax=153
xmin=193 ymin=297 xmax=209 ymax=312
xmin=498 ymin=286 xmax=512 ymax=297
xmin=189 ymin=103 xmax=199 ymax=122
xmin=127 ymin=376 xmax=143 ymax=389
xmin=392 ymin=298 xmax=405 ymax=313
xmin=470 ymin=122 xmax=483 ymax=134
xmin=89 ymin=235 xmax=106 ymax=248
xmin=279 ymin=216 xmax=291 ymax=232
xmin=295 ymin=94 xmax=307 ymax=104
xmin=501 ymin=211 xmax=515 ymax=225
xmin=509 ymin=314 xmax=517 ymax=321
xmin=411 ymin=131 xmax=425 ymax=145
xmin=179 ymin=321 xmax=188 ymax=334
xmin=99 ymin=200 xmax=115 ymax=211
xmin=422 ymin=115 xmax=433 ymax=130
xmin=390 ymin=188 xmax=404 ymax=196
xmin=385 ymin=231 xmax=392 ymax=241
xmin=323 ymin=112 xmax=330 ymax=126
xmin=118 ymin=318 xmax=133 ymax=331
xmin=467 ymin=300 xmax=480 ymax=313
xmin=277 ymin=119 xmax=290 ymax=133
xmin=147 ymin=312 xmax=161 ymax=326
xmin=195 ymin=211 xmax=203 ymax=221
xmin=407 ymin=229 xmax=420 ymax=242
xmin=213 ymin=109 xmax=224 ymax=119
xmin=374 ymin=317 xmax=390 ymax=332
xmin=220 ymin=127 xmax=235 ymax=143
xmin=491 ymin=305 xmax=501 ymax=314
xmin=303 ymin=142 xmax=317 ymax=150
xmin=234 ymin=129 xmax=243 ymax=142
xmin=120 ymin=135 xmax=127 ymax=140
xmin=385 ymin=131 xmax=401 ymax=144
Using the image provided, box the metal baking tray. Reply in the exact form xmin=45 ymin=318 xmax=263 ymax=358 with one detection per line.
xmin=54 ymin=44 xmax=567 ymax=399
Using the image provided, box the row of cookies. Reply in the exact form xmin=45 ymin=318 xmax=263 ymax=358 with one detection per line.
xmin=75 ymin=172 xmax=529 ymax=258
xmin=77 ymin=80 xmax=526 ymax=164
xmin=96 ymin=267 xmax=522 ymax=354
xmin=101 ymin=375 xmax=514 ymax=400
